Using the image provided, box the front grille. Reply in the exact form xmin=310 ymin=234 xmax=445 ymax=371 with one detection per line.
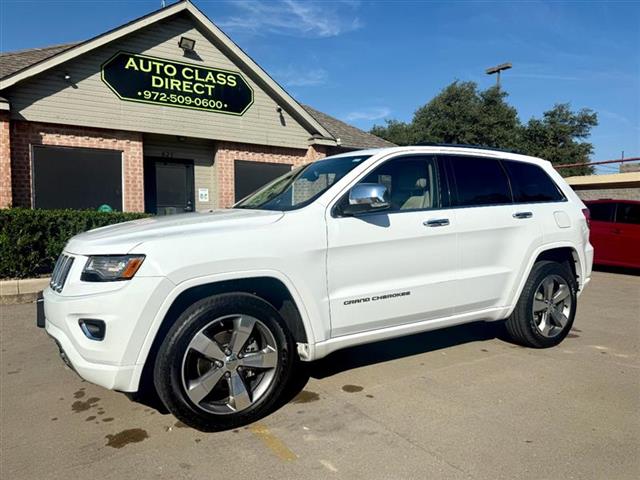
xmin=50 ymin=254 xmax=74 ymax=293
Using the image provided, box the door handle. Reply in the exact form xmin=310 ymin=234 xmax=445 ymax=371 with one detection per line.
xmin=611 ymin=228 xmax=622 ymax=235
xmin=513 ymin=211 xmax=533 ymax=219
xmin=424 ymin=218 xmax=450 ymax=227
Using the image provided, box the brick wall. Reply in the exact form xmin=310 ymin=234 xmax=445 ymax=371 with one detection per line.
xmin=10 ymin=121 xmax=144 ymax=211
xmin=0 ymin=112 xmax=11 ymax=208
xmin=215 ymin=141 xmax=326 ymax=207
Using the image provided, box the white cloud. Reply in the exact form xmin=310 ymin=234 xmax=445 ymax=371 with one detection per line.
xmin=273 ymin=66 xmax=328 ymax=87
xmin=219 ymin=0 xmax=363 ymax=38
xmin=344 ymin=107 xmax=391 ymax=122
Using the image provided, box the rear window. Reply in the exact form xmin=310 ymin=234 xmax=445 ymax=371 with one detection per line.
xmin=502 ymin=160 xmax=565 ymax=203
xmin=448 ymin=156 xmax=511 ymax=207
xmin=616 ymin=203 xmax=640 ymax=225
xmin=588 ymin=203 xmax=616 ymax=222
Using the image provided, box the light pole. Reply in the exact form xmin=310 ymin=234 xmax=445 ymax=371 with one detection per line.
xmin=486 ymin=62 xmax=512 ymax=88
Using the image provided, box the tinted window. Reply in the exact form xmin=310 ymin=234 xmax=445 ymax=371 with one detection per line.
xmin=502 ymin=160 xmax=565 ymax=203
xmin=33 ymin=146 xmax=122 ymax=210
xmin=448 ymin=156 xmax=511 ymax=206
xmin=588 ymin=203 xmax=616 ymax=222
xmin=355 ymin=156 xmax=443 ymax=212
xmin=616 ymin=203 xmax=640 ymax=225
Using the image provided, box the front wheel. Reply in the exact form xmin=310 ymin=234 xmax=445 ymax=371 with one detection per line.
xmin=505 ymin=260 xmax=577 ymax=348
xmin=153 ymin=293 xmax=295 ymax=431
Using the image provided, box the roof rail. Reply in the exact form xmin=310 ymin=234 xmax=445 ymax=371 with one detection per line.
xmin=415 ymin=142 xmax=520 ymax=154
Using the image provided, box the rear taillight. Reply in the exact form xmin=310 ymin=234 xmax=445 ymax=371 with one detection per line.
xmin=582 ymin=208 xmax=591 ymax=229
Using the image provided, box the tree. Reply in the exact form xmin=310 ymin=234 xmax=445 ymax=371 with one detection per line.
xmin=370 ymin=119 xmax=415 ymax=146
xmin=520 ymin=104 xmax=598 ymax=176
xmin=370 ymin=81 xmax=598 ymax=176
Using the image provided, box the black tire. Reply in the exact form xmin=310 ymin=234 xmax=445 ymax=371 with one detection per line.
xmin=153 ymin=293 xmax=296 ymax=431
xmin=505 ymin=260 xmax=577 ymax=348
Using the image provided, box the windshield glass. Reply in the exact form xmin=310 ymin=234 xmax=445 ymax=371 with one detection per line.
xmin=234 ymin=154 xmax=371 ymax=211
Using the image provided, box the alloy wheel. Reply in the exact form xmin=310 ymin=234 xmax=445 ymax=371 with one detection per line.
xmin=181 ymin=314 xmax=278 ymax=414
xmin=532 ymin=274 xmax=573 ymax=338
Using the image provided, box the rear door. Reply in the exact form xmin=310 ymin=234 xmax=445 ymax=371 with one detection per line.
xmin=326 ymin=154 xmax=460 ymax=337
xmin=614 ymin=202 xmax=640 ymax=268
xmin=587 ymin=202 xmax=618 ymax=265
xmin=445 ymin=155 xmax=543 ymax=313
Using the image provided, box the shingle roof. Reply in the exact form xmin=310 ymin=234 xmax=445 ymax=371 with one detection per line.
xmin=0 ymin=43 xmax=81 ymax=79
xmin=301 ymin=104 xmax=396 ymax=150
xmin=0 ymin=42 xmax=394 ymax=150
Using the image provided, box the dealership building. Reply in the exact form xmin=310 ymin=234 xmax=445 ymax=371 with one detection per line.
xmin=0 ymin=0 xmax=392 ymax=214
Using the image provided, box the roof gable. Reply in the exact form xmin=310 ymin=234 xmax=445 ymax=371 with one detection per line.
xmin=0 ymin=0 xmax=334 ymax=143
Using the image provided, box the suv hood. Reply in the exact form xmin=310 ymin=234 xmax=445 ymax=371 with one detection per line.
xmin=65 ymin=209 xmax=283 ymax=255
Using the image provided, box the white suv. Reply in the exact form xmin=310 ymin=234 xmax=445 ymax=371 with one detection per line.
xmin=40 ymin=145 xmax=594 ymax=431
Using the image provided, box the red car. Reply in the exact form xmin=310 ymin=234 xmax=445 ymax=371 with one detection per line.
xmin=585 ymin=200 xmax=640 ymax=269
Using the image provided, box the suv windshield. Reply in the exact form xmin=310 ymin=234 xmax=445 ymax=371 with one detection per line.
xmin=234 ymin=154 xmax=371 ymax=211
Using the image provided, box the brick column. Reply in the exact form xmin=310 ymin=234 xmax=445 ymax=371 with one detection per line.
xmin=0 ymin=111 xmax=11 ymax=208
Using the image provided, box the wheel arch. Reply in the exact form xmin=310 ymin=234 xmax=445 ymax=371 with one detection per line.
xmin=506 ymin=243 xmax=583 ymax=318
xmin=133 ymin=273 xmax=313 ymax=394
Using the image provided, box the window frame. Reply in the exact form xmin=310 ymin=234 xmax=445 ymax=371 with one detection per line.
xmin=501 ymin=159 xmax=567 ymax=205
xmin=615 ymin=202 xmax=640 ymax=225
xmin=331 ymin=154 xmax=451 ymax=218
xmin=31 ymin=145 xmax=124 ymax=211
xmin=587 ymin=201 xmax=617 ymax=223
xmin=441 ymin=154 xmax=514 ymax=209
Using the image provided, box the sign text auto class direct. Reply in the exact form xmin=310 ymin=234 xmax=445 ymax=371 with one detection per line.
xmin=102 ymin=52 xmax=253 ymax=115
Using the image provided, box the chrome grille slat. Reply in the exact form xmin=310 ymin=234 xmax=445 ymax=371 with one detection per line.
xmin=50 ymin=254 xmax=74 ymax=293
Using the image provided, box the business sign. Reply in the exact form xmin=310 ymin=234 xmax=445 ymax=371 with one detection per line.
xmin=101 ymin=51 xmax=253 ymax=115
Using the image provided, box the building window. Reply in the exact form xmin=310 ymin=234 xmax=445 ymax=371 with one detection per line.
xmin=234 ymin=160 xmax=292 ymax=202
xmin=33 ymin=146 xmax=123 ymax=210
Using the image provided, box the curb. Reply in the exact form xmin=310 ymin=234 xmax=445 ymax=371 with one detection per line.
xmin=0 ymin=277 xmax=50 ymax=305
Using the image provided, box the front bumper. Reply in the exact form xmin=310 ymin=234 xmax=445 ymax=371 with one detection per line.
xmin=40 ymin=275 xmax=174 ymax=392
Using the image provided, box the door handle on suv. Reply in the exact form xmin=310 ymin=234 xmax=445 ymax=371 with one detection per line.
xmin=424 ymin=218 xmax=450 ymax=227
xmin=513 ymin=211 xmax=533 ymax=219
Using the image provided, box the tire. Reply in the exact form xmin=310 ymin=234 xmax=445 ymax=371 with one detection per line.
xmin=505 ymin=260 xmax=577 ymax=348
xmin=153 ymin=292 xmax=296 ymax=431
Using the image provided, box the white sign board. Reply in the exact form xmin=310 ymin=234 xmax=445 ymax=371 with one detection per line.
xmin=198 ymin=188 xmax=209 ymax=202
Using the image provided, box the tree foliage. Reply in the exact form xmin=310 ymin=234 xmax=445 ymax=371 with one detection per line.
xmin=371 ymin=81 xmax=598 ymax=176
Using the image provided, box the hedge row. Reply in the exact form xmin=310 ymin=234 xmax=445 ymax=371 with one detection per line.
xmin=0 ymin=209 xmax=150 ymax=279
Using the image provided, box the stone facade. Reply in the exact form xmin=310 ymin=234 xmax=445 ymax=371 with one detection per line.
xmin=9 ymin=121 xmax=144 ymax=211
xmin=575 ymin=188 xmax=640 ymax=202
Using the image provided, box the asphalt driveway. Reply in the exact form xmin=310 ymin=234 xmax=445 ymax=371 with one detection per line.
xmin=1 ymin=270 xmax=638 ymax=479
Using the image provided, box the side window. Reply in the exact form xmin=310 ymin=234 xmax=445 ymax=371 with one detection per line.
xmin=502 ymin=160 xmax=566 ymax=203
xmin=351 ymin=156 xmax=443 ymax=213
xmin=616 ymin=203 xmax=640 ymax=225
xmin=588 ymin=203 xmax=616 ymax=222
xmin=448 ymin=156 xmax=511 ymax=207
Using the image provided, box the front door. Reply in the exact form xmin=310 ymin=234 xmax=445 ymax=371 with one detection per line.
xmin=326 ymin=155 xmax=459 ymax=337
xmin=144 ymin=158 xmax=195 ymax=215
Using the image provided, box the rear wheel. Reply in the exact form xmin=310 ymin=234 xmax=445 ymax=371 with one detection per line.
xmin=154 ymin=293 xmax=295 ymax=431
xmin=505 ymin=261 xmax=577 ymax=348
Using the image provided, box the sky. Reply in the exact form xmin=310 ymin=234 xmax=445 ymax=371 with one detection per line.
xmin=1 ymin=0 xmax=638 ymax=172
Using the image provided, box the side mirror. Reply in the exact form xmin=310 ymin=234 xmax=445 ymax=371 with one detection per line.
xmin=342 ymin=183 xmax=390 ymax=215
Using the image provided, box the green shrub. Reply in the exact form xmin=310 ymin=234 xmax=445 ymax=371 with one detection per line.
xmin=0 ymin=208 xmax=150 ymax=279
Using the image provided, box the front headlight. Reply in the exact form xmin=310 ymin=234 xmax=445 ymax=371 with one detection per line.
xmin=81 ymin=255 xmax=145 ymax=282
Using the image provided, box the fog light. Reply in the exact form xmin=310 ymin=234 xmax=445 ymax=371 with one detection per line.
xmin=79 ymin=319 xmax=106 ymax=341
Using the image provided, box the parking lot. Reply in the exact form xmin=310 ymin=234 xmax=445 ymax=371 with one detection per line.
xmin=1 ymin=270 xmax=638 ymax=480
